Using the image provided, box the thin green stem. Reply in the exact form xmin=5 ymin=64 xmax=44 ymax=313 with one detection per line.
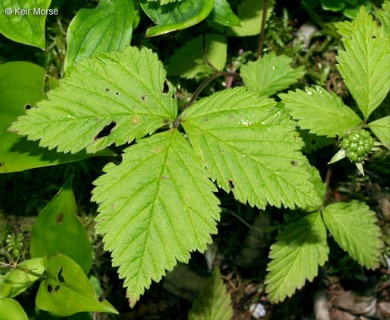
xmin=257 ymin=0 xmax=269 ymax=58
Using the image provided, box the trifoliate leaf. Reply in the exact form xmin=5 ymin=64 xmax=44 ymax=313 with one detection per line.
xmin=182 ymin=88 xmax=321 ymax=210
xmin=209 ymin=0 xmax=241 ymax=27
xmin=265 ymin=212 xmax=329 ymax=303
xmin=322 ymin=201 xmax=383 ymax=269
xmin=188 ymin=269 xmax=233 ymax=320
xmin=376 ymin=0 xmax=390 ymax=34
xmin=65 ymin=0 xmax=134 ymax=73
xmin=10 ymin=47 xmax=177 ymax=154
xmin=167 ymin=34 xmax=227 ymax=79
xmin=241 ymin=52 xmax=305 ymax=97
xmin=36 ymin=254 xmax=118 ymax=316
xmin=0 ymin=0 xmax=50 ymax=48
xmin=280 ymin=87 xmax=362 ymax=137
xmin=30 ymin=177 xmax=92 ymax=275
xmin=92 ymin=130 xmax=220 ymax=306
xmin=368 ymin=116 xmax=390 ymax=148
xmin=140 ymin=0 xmax=215 ymax=37
xmin=336 ymin=7 xmax=390 ymax=119
xmin=228 ymin=0 xmax=274 ymax=37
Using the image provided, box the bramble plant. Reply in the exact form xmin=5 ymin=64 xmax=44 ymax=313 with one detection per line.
xmin=0 ymin=0 xmax=389 ymax=318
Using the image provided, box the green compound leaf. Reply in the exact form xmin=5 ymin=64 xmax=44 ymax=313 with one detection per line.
xmin=265 ymin=212 xmax=329 ymax=303
xmin=189 ymin=269 xmax=233 ymax=320
xmin=36 ymin=254 xmax=118 ymax=316
xmin=0 ymin=62 xmax=112 ymax=173
xmin=92 ymin=130 xmax=220 ymax=306
xmin=65 ymin=0 xmax=134 ymax=73
xmin=323 ymin=201 xmax=383 ymax=269
xmin=368 ymin=116 xmax=390 ymax=148
xmin=0 ymin=0 xmax=51 ymax=48
xmin=11 ymin=47 xmax=177 ymax=154
xmin=140 ymin=0 xmax=215 ymax=37
xmin=30 ymin=177 xmax=92 ymax=275
xmin=0 ymin=299 xmax=28 ymax=320
xmin=0 ymin=258 xmax=45 ymax=299
xmin=209 ymin=0 xmax=241 ymax=27
xmin=167 ymin=34 xmax=227 ymax=79
xmin=182 ymin=88 xmax=321 ymax=210
xmin=241 ymin=52 xmax=305 ymax=97
xmin=376 ymin=0 xmax=390 ymax=34
xmin=228 ymin=0 xmax=274 ymax=37
xmin=280 ymin=87 xmax=362 ymax=138
xmin=336 ymin=6 xmax=390 ymax=119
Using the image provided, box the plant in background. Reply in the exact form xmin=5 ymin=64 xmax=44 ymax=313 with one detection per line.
xmin=0 ymin=0 xmax=389 ymax=318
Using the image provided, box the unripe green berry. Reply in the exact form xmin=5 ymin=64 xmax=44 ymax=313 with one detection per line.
xmin=341 ymin=129 xmax=375 ymax=163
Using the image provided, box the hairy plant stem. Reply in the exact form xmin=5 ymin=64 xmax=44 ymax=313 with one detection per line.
xmin=257 ymin=0 xmax=269 ymax=58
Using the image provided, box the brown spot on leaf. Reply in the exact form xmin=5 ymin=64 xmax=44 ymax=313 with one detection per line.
xmin=228 ymin=180 xmax=235 ymax=189
xmin=56 ymin=213 xmax=63 ymax=224
xmin=154 ymin=147 xmax=162 ymax=154
xmin=47 ymin=284 xmax=53 ymax=293
xmin=141 ymin=96 xmax=146 ymax=101
xmin=105 ymin=87 xmax=110 ymax=92
xmin=291 ymin=160 xmax=299 ymax=167
xmin=54 ymin=285 xmax=60 ymax=292
xmin=132 ymin=116 xmax=139 ymax=125
xmin=25 ymin=104 xmax=33 ymax=110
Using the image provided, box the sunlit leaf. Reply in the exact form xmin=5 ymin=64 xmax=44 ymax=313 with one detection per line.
xmin=266 ymin=212 xmax=329 ymax=302
xmin=323 ymin=201 xmax=383 ymax=268
xmin=92 ymin=130 xmax=220 ymax=306
xmin=182 ymin=88 xmax=321 ymax=209
xmin=10 ymin=47 xmax=177 ymax=154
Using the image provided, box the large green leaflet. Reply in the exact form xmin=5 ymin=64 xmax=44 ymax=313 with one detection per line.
xmin=241 ymin=52 xmax=305 ymax=97
xmin=0 ymin=299 xmax=28 ymax=320
xmin=65 ymin=0 xmax=134 ymax=73
xmin=0 ymin=62 xmax=113 ymax=173
xmin=336 ymin=7 xmax=390 ymax=119
xmin=0 ymin=0 xmax=50 ymax=48
xmin=93 ymin=130 xmax=220 ymax=305
xmin=265 ymin=212 xmax=329 ymax=303
xmin=167 ymin=34 xmax=227 ymax=79
xmin=188 ymin=269 xmax=233 ymax=320
xmin=36 ymin=254 xmax=118 ymax=316
xmin=11 ymin=47 xmax=177 ymax=154
xmin=280 ymin=87 xmax=362 ymax=138
xmin=139 ymin=0 xmax=215 ymax=37
xmin=0 ymin=258 xmax=45 ymax=299
xmin=323 ymin=201 xmax=383 ymax=269
xmin=181 ymin=88 xmax=321 ymax=209
xmin=30 ymin=177 xmax=92 ymax=274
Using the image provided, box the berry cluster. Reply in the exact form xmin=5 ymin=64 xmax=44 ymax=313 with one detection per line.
xmin=341 ymin=129 xmax=374 ymax=163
